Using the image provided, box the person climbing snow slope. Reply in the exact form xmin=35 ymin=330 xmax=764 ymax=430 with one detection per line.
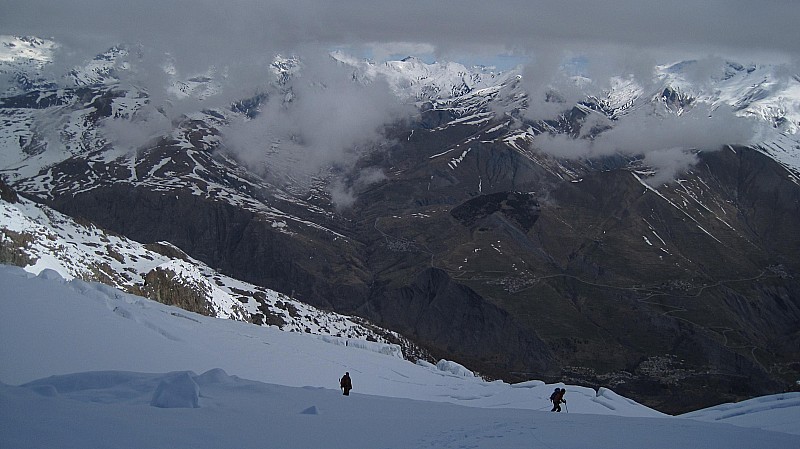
xmin=550 ymin=388 xmax=566 ymax=412
xmin=340 ymin=372 xmax=352 ymax=396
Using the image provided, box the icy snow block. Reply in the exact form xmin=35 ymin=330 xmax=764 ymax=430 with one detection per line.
xmin=37 ymin=268 xmax=64 ymax=282
xmin=436 ymin=359 xmax=475 ymax=377
xmin=511 ymin=380 xmax=546 ymax=389
xmin=196 ymin=368 xmax=234 ymax=386
xmin=300 ymin=405 xmax=319 ymax=415
xmin=416 ymin=360 xmax=436 ymax=369
xmin=27 ymin=384 xmax=59 ymax=397
xmin=150 ymin=372 xmax=200 ymax=408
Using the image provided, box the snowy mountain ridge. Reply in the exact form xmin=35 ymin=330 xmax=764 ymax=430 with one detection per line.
xmin=333 ymin=51 xmax=515 ymax=102
xmin=0 ymin=188 xmax=422 ymax=355
xmin=3 ymin=35 xmax=799 ymax=131
xmin=3 ymin=34 xmax=800 ymax=190
xmin=657 ymin=60 xmax=800 ymax=133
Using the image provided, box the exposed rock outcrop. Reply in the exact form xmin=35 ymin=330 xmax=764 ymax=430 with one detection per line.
xmin=139 ymin=267 xmax=214 ymax=316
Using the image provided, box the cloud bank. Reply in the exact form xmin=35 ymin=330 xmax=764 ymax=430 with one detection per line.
xmin=535 ymin=104 xmax=761 ymax=185
xmin=3 ymin=0 xmax=797 ymax=191
xmin=221 ymin=54 xmax=411 ymax=186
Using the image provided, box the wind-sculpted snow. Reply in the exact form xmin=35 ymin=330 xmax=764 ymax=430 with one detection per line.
xmin=682 ymin=393 xmax=800 ymax=436
xmin=1 ymin=265 xmax=799 ymax=448
xmin=318 ymin=335 xmax=404 ymax=359
xmin=435 ymin=359 xmax=477 ymax=377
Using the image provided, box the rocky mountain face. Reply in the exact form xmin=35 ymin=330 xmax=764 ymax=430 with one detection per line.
xmin=0 ymin=179 xmax=428 ymax=361
xmin=2 ymin=37 xmax=800 ymax=413
xmin=341 ymin=117 xmax=800 ymax=413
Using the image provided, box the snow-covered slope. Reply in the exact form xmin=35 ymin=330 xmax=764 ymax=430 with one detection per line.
xmin=1 ymin=264 xmax=798 ymax=449
xmin=336 ymin=52 xmax=515 ymax=102
xmin=0 ymin=192 xmax=411 ymax=344
xmin=0 ymin=35 xmax=57 ymax=93
xmin=682 ymin=393 xmax=800 ymax=435
xmin=653 ymin=61 xmax=800 ymax=177
xmin=657 ymin=61 xmax=800 ymax=134
xmin=0 ymin=264 xmax=659 ymax=415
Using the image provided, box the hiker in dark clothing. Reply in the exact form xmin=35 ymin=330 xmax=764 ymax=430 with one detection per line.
xmin=550 ymin=388 xmax=566 ymax=412
xmin=340 ymin=372 xmax=352 ymax=396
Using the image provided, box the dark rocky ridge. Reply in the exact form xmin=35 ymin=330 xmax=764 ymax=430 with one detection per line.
xmin=450 ymin=191 xmax=541 ymax=232
xmin=365 ymin=267 xmax=557 ymax=380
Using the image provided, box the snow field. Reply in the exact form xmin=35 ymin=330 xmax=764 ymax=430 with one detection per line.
xmin=2 ymin=265 xmax=799 ymax=448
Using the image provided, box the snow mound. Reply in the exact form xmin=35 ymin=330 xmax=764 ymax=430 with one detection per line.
xmin=20 ymin=369 xmax=249 ymax=410
xmin=150 ymin=371 xmax=200 ymax=409
xmin=196 ymin=368 xmax=238 ymax=385
xmin=682 ymin=392 xmax=800 ymax=435
xmin=300 ymin=405 xmax=319 ymax=415
xmin=436 ymin=359 xmax=476 ymax=377
xmin=36 ymin=268 xmax=64 ymax=282
xmin=511 ymin=379 xmax=546 ymax=388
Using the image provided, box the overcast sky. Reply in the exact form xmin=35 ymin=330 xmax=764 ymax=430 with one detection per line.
xmin=3 ymin=0 xmax=798 ymax=65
